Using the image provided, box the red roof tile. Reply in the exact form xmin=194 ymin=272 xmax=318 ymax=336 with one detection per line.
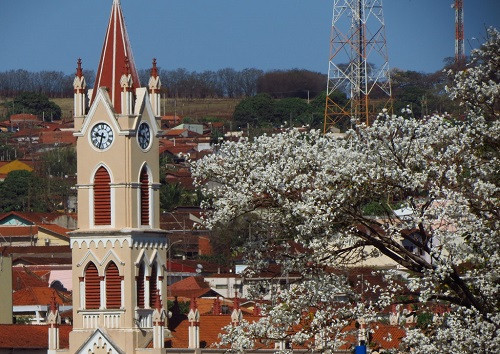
xmin=90 ymin=0 xmax=140 ymax=113
xmin=12 ymin=267 xmax=50 ymax=290
xmin=0 ymin=324 xmax=71 ymax=349
xmin=168 ymin=314 xmax=262 ymax=349
xmin=13 ymin=287 xmax=71 ymax=306
xmin=0 ymin=226 xmax=38 ymax=237
xmin=9 ymin=114 xmax=39 ymax=122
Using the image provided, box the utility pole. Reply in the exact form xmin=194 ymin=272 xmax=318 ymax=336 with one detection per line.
xmin=324 ymin=0 xmax=392 ymax=132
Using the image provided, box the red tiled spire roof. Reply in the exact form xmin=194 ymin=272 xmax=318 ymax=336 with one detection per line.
xmin=90 ymin=0 xmax=140 ymax=113
xmin=76 ymin=58 xmax=83 ymax=78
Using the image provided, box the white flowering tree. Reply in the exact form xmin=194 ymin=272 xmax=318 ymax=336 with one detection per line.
xmin=192 ymin=29 xmax=499 ymax=352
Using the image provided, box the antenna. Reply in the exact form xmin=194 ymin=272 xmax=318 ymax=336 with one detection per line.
xmin=452 ymin=0 xmax=465 ymax=64
xmin=324 ymin=0 xmax=392 ymax=132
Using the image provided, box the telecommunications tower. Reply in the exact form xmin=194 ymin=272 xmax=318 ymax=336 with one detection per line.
xmin=324 ymin=0 xmax=392 ymax=132
xmin=453 ymin=0 xmax=465 ymax=63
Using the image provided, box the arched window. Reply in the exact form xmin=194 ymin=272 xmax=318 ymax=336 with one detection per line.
xmin=105 ymin=262 xmax=121 ymax=309
xmin=85 ymin=262 xmax=100 ymax=309
xmin=136 ymin=262 xmax=145 ymax=308
xmin=94 ymin=166 xmax=111 ymax=225
xmin=149 ymin=263 xmax=158 ymax=306
xmin=140 ymin=167 xmax=150 ymax=226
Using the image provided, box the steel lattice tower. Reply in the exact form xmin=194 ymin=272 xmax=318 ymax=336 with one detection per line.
xmin=324 ymin=0 xmax=392 ymax=132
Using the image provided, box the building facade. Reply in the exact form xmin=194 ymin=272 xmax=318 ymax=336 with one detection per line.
xmin=64 ymin=1 xmax=170 ymax=352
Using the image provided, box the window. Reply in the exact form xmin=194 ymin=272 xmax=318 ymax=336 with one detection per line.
xmin=136 ymin=262 xmax=145 ymax=308
xmin=215 ymin=284 xmax=228 ymax=289
xmin=149 ymin=263 xmax=158 ymax=306
xmin=85 ymin=262 xmax=100 ymax=309
xmin=105 ymin=262 xmax=121 ymax=309
xmin=94 ymin=166 xmax=111 ymax=225
xmin=140 ymin=167 xmax=149 ymax=226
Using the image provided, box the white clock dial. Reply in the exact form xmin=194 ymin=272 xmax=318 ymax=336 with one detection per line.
xmin=137 ymin=122 xmax=151 ymax=150
xmin=90 ymin=123 xmax=114 ymax=150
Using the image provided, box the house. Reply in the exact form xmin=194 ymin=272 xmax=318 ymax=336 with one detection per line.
xmin=0 ymin=159 xmax=34 ymax=181
xmin=0 ymin=211 xmax=77 ymax=230
xmin=0 ymin=224 xmax=70 ymax=247
xmin=12 ymin=287 xmax=72 ymax=324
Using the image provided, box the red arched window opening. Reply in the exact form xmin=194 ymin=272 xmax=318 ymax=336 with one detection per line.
xmin=105 ymin=262 xmax=121 ymax=309
xmin=136 ymin=262 xmax=145 ymax=308
xmin=140 ymin=167 xmax=150 ymax=226
xmin=149 ymin=263 xmax=158 ymax=306
xmin=94 ymin=166 xmax=111 ymax=225
xmin=85 ymin=262 xmax=100 ymax=309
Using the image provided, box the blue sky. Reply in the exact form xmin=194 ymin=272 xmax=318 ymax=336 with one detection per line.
xmin=0 ymin=0 xmax=498 ymax=75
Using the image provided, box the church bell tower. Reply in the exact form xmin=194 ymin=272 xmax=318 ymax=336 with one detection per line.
xmin=69 ymin=1 xmax=169 ymax=352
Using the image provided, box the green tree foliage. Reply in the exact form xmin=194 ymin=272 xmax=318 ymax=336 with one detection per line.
xmin=233 ymin=90 xmax=347 ymax=130
xmin=257 ymin=69 xmax=326 ymax=99
xmin=5 ymin=92 xmax=62 ymax=121
xmin=391 ymin=69 xmax=456 ymax=117
xmin=38 ymin=147 xmax=77 ymax=178
xmin=233 ymin=93 xmax=274 ymax=129
xmin=0 ymin=170 xmax=46 ymax=212
xmin=0 ymin=132 xmax=18 ymax=160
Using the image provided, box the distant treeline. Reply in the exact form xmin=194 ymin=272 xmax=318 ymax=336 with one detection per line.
xmin=0 ymin=68 xmax=326 ymax=100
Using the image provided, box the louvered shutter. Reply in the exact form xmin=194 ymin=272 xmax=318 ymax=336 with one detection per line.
xmin=106 ymin=262 xmax=121 ymax=309
xmin=94 ymin=167 xmax=111 ymax=225
xmin=140 ymin=168 xmax=149 ymax=225
xmin=85 ymin=263 xmax=100 ymax=309
xmin=149 ymin=264 xmax=158 ymax=306
xmin=136 ymin=263 xmax=145 ymax=308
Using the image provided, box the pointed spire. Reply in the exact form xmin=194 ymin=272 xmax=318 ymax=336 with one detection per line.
xmin=90 ymin=0 xmax=140 ymax=113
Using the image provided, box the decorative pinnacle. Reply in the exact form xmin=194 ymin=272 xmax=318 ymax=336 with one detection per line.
xmin=49 ymin=290 xmax=58 ymax=313
xmin=76 ymin=58 xmax=83 ymax=78
xmin=233 ymin=291 xmax=240 ymax=310
xmin=151 ymin=58 xmax=158 ymax=78
xmin=153 ymin=291 xmax=162 ymax=311
xmin=190 ymin=296 xmax=198 ymax=311
xmin=123 ymin=56 xmax=131 ymax=76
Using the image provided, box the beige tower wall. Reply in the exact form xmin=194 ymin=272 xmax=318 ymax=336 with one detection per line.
xmin=75 ymin=89 xmax=161 ymax=232
xmin=0 ymin=254 xmax=13 ymax=324
xmin=69 ymin=234 xmax=168 ymax=353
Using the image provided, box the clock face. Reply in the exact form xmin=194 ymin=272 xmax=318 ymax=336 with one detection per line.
xmin=137 ymin=122 xmax=151 ymax=150
xmin=90 ymin=123 xmax=114 ymax=150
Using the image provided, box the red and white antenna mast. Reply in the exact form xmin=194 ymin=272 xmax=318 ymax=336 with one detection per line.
xmin=453 ymin=0 xmax=465 ymax=63
xmin=324 ymin=0 xmax=392 ymax=132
